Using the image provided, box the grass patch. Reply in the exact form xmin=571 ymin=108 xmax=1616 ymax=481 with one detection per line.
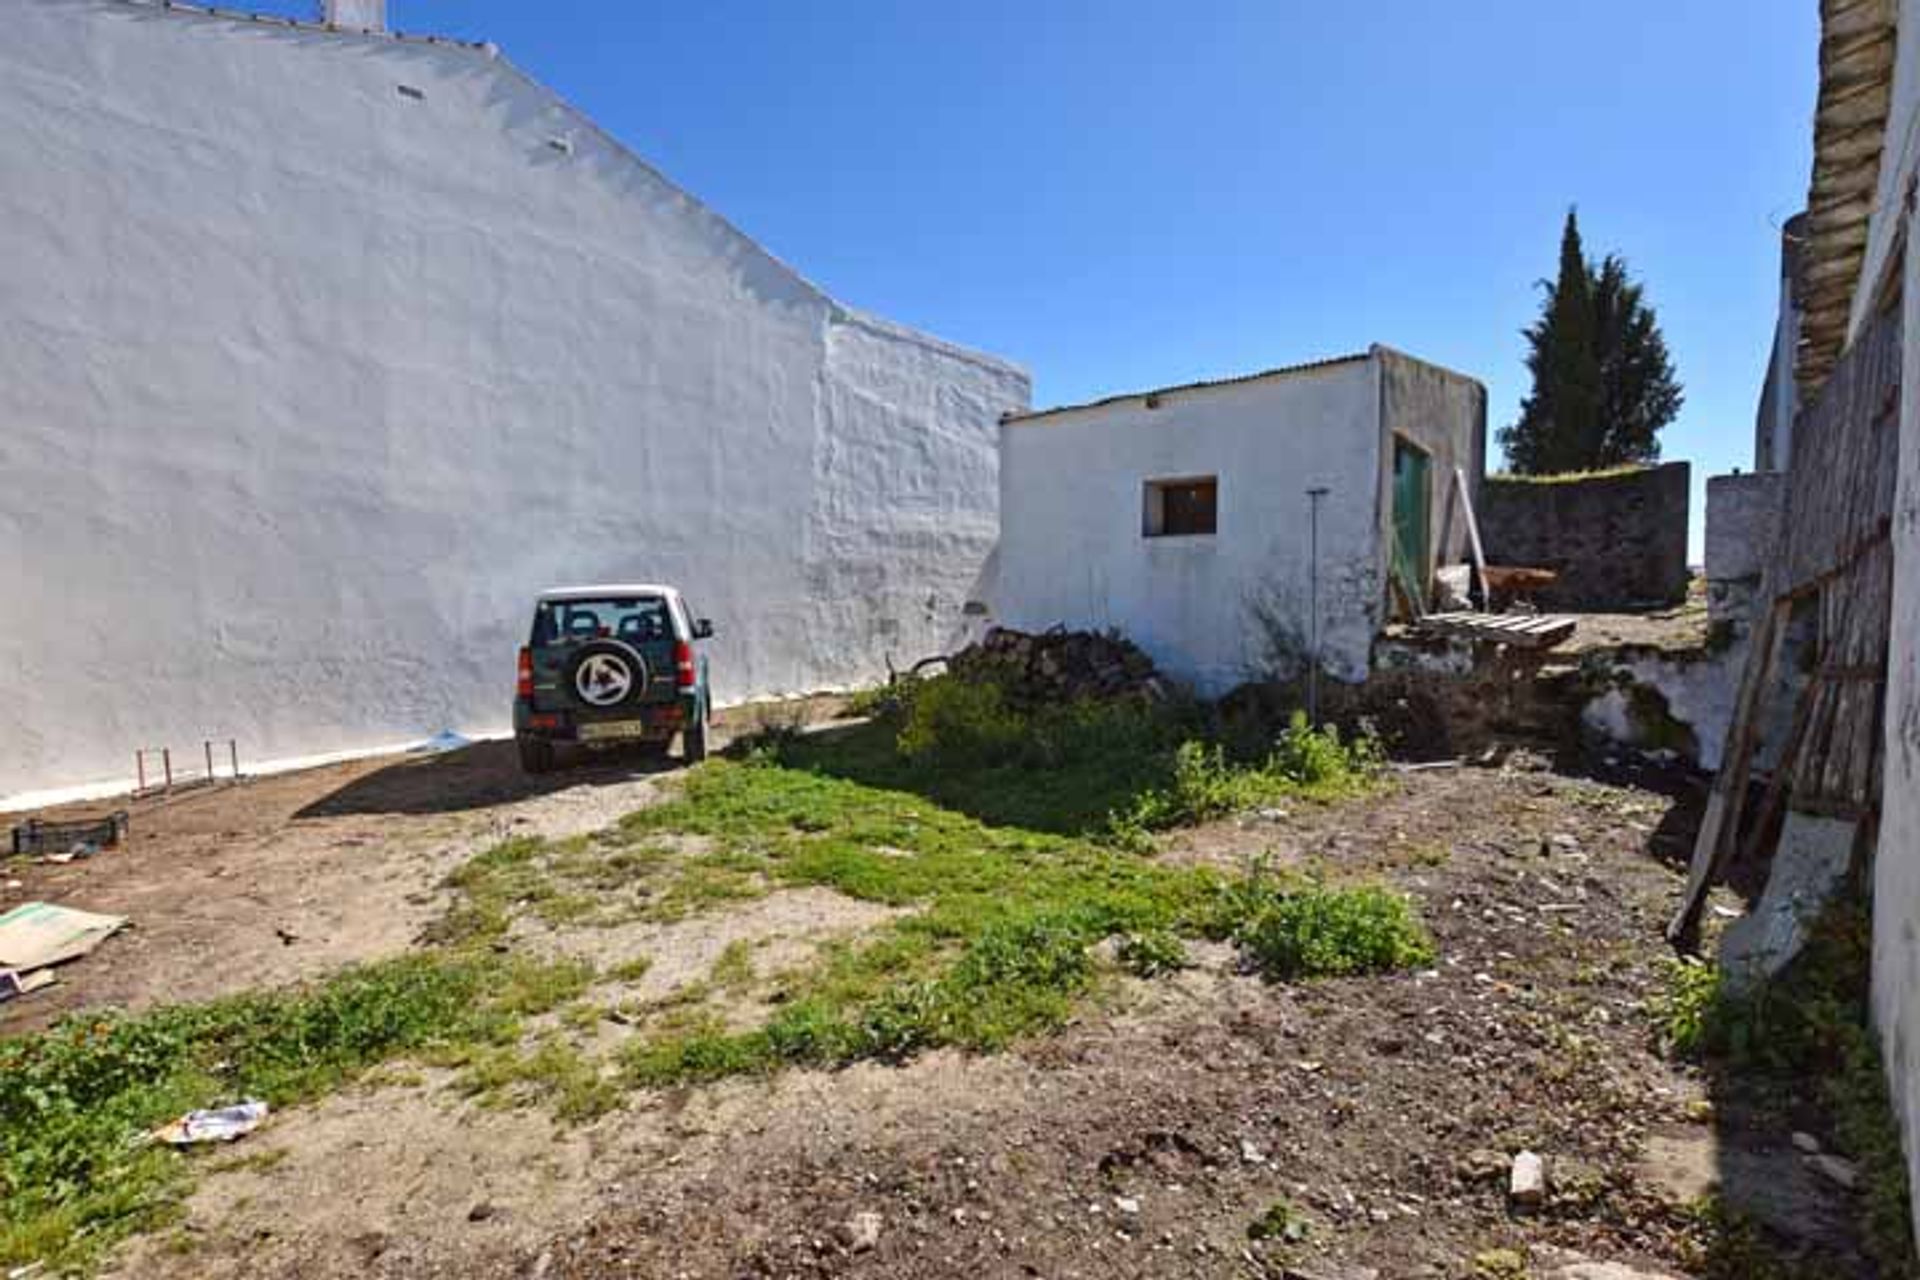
xmin=1657 ymin=906 xmax=1917 ymax=1278
xmin=455 ymin=1034 xmax=622 ymax=1123
xmin=743 ymin=673 xmax=1378 ymax=842
xmin=0 ymin=950 xmax=586 ymax=1271
xmin=602 ymin=757 xmax=1431 ymax=1086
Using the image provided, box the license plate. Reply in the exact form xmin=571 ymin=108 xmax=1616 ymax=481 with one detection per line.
xmin=579 ymin=719 xmax=654 ymax=742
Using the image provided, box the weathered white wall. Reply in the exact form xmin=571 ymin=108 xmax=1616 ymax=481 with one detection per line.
xmin=1375 ymin=346 xmax=1488 ymax=597
xmin=995 ymin=350 xmax=1481 ymax=695
xmin=1865 ymin=0 xmax=1920 ymax=1243
xmin=0 ymin=0 xmax=1027 ymax=796
xmin=1879 ymin=8 xmax=1920 ymax=1231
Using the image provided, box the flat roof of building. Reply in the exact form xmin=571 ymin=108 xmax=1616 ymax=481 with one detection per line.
xmin=1002 ymin=351 xmax=1370 ymax=426
xmin=1002 ymin=344 xmax=1484 ymax=426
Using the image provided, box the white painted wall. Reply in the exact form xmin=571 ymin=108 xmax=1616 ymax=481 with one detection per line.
xmin=995 ymin=354 xmax=1402 ymax=694
xmin=1860 ymin=0 xmax=1920 ymax=1242
xmin=0 ymin=0 xmax=1027 ymax=796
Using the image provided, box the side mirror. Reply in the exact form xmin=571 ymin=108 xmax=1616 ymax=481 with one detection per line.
xmin=692 ymin=619 xmax=714 ymax=640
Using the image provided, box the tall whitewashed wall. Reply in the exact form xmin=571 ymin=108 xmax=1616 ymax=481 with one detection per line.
xmin=1865 ymin=0 xmax=1920 ymax=1240
xmin=0 ymin=0 xmax=1027 ymax=796
xmin=1888 ymin=204 xmax=1920 ymax=1248
xmin=994 ymin=358 xmax=1385 ymax=694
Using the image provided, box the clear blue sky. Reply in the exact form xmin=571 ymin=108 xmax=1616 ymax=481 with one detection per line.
xmin=302 ymin=1 xmax=1817 ymax=561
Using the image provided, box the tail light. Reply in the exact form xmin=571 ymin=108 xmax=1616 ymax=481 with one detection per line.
xmin=516 ymin=647 xmax=534 ymax=698
xmin=674 ymin=640 xmax=696 ymax=689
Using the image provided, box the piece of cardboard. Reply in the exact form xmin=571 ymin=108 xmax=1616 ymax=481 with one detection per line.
xmin=0 ymin=901 xmax=127 ymax=973
xmin=0 ymin=967 xmax=57 ymax=1002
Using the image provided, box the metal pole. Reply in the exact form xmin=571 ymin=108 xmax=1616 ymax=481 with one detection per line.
xmin=1306 ymin=487 xmax=1329 ymax=727
xmin=229 ymin=739 xmax=240 ymax=781
xmin=205 ymin=740 xmax=214 ymax=783
xmin=162 ymin=748 xmax=172 ymax=792
xmin=136 ymin=751 xmax=146 ymax=794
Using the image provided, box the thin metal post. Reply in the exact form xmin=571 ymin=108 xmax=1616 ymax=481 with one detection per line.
xmin=205 ymin=739 xmax=214 ymax=783
xmin=136 ymin=751 xmax=146 ymax=794
xmin=229 ymin=739 xmax=239 ymax=780
xmin=1306 ymin=487 xmax=1329 ymax=727
xmin=161 ymin=748 xmax=172 ymax=792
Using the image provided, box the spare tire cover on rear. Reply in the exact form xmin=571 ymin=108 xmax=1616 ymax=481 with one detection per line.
xmin=564 ymin=639 xmax=649 ymax=708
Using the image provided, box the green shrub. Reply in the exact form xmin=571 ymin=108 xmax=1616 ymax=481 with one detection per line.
xmin=895 ymin=676 xmax=1027 ymax=765
xmin=1116 ymin=929 xmax=1189 ymax=977
xmin=1111 ymin=714 xmax=1380 ymax=837
xmin=1246 ymin=1198 xmax=1311 ymax=1242
xmin=1269 ymin=710 xmax=1381 ymax=784
xmin=1654 ymin=957 xmax=1725 ymax=1057
xmin=1231 ymin=881 xmax=1433 ymax=980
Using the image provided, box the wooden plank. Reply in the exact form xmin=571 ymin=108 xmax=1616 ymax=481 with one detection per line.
xmin=1742 ymin=668 xmax=1826 ymax=878
xmin=1670 ymin=596 xmax=1789 ymax=949
xmin=1455 ymin=465 xmax=1490 ymax=607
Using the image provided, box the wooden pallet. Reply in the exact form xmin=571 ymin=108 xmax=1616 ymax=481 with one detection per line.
xmin=1415 ymin=611 xmax=1577 ymax=650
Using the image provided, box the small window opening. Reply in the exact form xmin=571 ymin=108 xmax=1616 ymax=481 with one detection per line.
xmin=1143 ymin=476 xmax=1217 ymax=537
xmin=396 ymin=84 xmax=426 ymax=101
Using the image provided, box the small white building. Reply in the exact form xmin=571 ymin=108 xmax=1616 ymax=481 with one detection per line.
xmin=992 ymin=346 xmax=1485 ymax=693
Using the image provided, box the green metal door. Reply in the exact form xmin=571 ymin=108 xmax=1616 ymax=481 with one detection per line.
xmin=1391 ymin=439 xmax=1431 ymax=610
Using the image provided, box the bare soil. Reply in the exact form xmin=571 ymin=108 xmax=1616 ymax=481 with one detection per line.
xmin=6 ymin=725 xmax=1863 ymax=1279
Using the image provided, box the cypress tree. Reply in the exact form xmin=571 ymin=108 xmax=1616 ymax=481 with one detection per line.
xmin=1498 ymin=210 xmax=1682 ymax=474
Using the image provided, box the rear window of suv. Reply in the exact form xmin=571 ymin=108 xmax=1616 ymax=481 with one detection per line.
xmin=532 ymin=597 xmax=673 ymax=646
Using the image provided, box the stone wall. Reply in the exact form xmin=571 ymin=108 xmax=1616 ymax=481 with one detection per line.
xmin=1705 ymin=472 xmax=1785 ymax=629
xmin=1478 ymin=462 xmax=1691 ymax=610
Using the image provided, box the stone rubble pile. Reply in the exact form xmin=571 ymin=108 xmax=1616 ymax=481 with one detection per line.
xmin=948 ymin=627 xmax=1171 ymax=704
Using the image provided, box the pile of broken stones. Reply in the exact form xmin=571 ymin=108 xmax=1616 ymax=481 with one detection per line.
xmin=946 ymin=626 xmax=1173 ymax=705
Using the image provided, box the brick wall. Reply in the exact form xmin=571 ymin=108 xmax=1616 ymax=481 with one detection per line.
xmin=1477 ymin=461 xmax=1691 ymax=610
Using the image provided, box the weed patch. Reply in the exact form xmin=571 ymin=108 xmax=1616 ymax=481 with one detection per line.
xmin=1230 ymin=879 xmax=1434 ymax=980
xmin=1657 ymin=907 xmax=1916 ymax=1278
xmin=604 ymin=758 xmax=1430 ymax=1086
xmin=750 ymin=672 xmax=1377 ymax=841
xmin=0 ymin=951 xmax=585 ymax=1270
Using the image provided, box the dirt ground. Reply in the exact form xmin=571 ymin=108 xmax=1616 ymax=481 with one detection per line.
xmin=0 ymin=698 xmax=843 ymax=1034
xmin=3 ymin=717 xmax=1866 ymax=1279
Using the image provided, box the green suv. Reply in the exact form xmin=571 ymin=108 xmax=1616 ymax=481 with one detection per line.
xmin=512 ymin=585 xmax=714 ymax=774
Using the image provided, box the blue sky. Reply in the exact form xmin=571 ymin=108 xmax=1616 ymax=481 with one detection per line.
xmin=306 ymin=1 xmax=1815 ymax=560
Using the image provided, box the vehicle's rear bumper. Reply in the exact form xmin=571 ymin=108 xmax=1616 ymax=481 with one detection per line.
xmin=513 ymin=695 xmax=694 ymax=744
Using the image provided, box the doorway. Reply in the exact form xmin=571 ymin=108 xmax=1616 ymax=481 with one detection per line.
xmin=1391 ymin=438 xmax=1432 ymax=613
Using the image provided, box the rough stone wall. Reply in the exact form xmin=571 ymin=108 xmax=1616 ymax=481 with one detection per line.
xmin=0 ymin=0 xmax=1028 ymax=797
xmin=1705 ymin=472 xmax=1784 ymax=629
xmin=1478 ymin=462 xmax=1692 ymax=609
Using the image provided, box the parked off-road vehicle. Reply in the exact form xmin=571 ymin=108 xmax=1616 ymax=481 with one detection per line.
xmin=512 ymin=585 xmax=714 ymax=774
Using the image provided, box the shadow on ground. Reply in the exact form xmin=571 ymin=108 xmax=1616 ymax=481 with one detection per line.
xmin=765 ymin=718 xmax=1167 ymax=838
xmin=294 ymin=740 xmax=680 ymax=819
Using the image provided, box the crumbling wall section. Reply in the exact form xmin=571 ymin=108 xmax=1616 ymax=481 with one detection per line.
xmin=1705 ymin=472 xmax=1785 ymax=631
xmin=1478 ymin=462 xmax=1692 ymax=609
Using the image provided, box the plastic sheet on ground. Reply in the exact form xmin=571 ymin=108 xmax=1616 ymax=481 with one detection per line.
xmin=151 ymin=1100 xmax=270 ymax=1146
